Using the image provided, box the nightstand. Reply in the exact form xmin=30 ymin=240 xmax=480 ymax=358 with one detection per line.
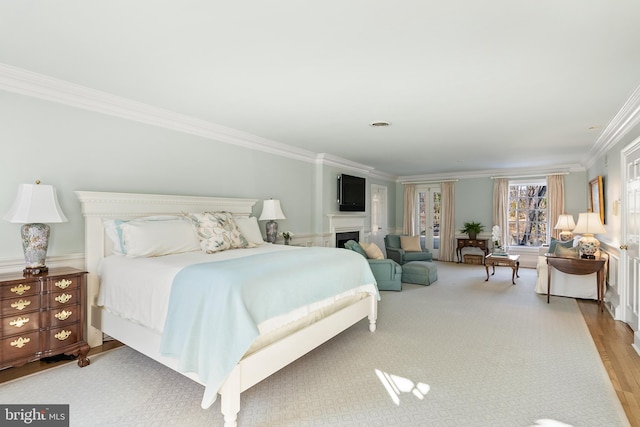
xmin=0 ymin=267 xmax=90 ymax=369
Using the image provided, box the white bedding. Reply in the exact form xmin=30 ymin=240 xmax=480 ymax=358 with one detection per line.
xmin=97 ymin=244 xmax=375 ymax=341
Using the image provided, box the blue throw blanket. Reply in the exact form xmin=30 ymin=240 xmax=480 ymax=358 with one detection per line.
xmin=159 ymin=247 xmax=378 ymax=409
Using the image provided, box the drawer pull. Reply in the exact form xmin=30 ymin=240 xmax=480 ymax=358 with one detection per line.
xmin=55 ymin=293 xmax=72 ymax=304
xmin=10 ymin=284 xmax=31 ymax=295
xmin=9 ymin=316 xmax=30 ymax=328
xmin=10 ymin=337 xmax=31 ymax=348
xmin=55 ymin=310 xmax=72 ymax=321
xmin=53 ymin=310 xmax=73 ymax=320
xmin=54 ymin=279 xmax=72 ymax=289
xmin=10 ymin=299 xmax=31 ymax=311
xmin=55 ymin=330 xmax=72 ymax=341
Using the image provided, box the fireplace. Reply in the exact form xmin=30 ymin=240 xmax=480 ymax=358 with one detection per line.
xmin=336 ymin=231 xmax=360 ymax=248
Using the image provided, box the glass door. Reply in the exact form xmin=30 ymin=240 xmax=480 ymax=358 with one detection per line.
xmin=417 ymin=186 xmax=441 ymax=259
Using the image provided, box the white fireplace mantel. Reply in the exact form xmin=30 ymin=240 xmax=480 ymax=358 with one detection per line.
xmin=328 ymin=213 xmax=367 ymax=247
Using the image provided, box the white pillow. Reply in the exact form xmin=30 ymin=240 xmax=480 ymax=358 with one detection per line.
xmin=234 ymin=216 xmax=264 ymax=244
xmin=103 ymin=216 xmax=200 ymax=257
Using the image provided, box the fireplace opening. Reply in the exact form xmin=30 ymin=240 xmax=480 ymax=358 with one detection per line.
xmin=336 ymin=231 xmax=360 ymax=248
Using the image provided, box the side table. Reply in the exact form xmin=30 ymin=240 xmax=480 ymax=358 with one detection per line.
xmin=485 ymin=254 xmax=520 ymax=285
xmin=457 ymin=238 xmax=489 ymax=263
xmin=545 ymin=254 xmax=606 ymax=310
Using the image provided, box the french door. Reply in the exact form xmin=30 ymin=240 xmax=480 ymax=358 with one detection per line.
xmin=417 ymin=185 xmax=441 ymax=259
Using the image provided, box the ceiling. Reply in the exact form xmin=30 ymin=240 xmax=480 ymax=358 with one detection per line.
xmin=2 ymin=1 xmax=640 ymax=178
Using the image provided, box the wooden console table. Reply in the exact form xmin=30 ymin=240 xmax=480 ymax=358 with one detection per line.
xmin=456 ymin=238 xmax=489 ymax=263
xmin=545 ymin=254 xmax=606 ymax=310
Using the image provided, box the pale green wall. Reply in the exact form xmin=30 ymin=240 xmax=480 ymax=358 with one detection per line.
xmin=393 ymin=173 xmax=589 ymax=238
xmin=0 ymin=91 xmax=397 ymax=261
xmin=587 ymin=122 xmax=640 ymax=247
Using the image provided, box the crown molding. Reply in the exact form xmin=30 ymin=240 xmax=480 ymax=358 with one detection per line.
xmin=0 ymin=63 xmax=319 ymax=164
xmin=397 ymin=164 xmax=586 ymax=183
xmin=587 ymin=82 xmax=640 ymax=168
xmin=315 ymin=153 xmax=374 ymax=174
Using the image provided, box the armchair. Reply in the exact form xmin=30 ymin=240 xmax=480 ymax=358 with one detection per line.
xmin=343 ymin=240 xmax=402 ymax=291
xmin=384 ymin=234 xmax=433 ymax=265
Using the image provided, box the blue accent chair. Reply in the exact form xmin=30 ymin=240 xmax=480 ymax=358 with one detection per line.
xmin=384 ymin=234 xmax=433 ymax=265
xmin=343 ymin=240 xmax=402 ymax=291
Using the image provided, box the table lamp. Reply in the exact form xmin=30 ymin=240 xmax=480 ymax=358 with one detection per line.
xmin=259 ymin=199 xmax=286 ymax=243
xmin=3 ymin=182 xmax=68 ymax=275
xmin=554 ymin=214 xmax=576 ymax=242
xmin=572 ymin=212 xmax=606 ymax=259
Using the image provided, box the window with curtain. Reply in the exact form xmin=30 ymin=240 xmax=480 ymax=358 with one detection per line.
xmin=508 ymin=179 xmax=548 ymax=246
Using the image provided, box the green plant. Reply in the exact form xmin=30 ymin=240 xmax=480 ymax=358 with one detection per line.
xmin=460 ymin=221 xmax=485 ymax=236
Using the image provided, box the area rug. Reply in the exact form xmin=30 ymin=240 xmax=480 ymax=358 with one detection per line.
xmin=0 ymin=263 xmax=630 ymax=426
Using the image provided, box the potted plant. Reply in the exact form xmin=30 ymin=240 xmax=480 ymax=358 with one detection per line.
xmin=460 ymin=222 xmax=484 ymax=240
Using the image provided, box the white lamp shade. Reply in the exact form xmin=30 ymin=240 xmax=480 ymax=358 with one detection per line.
xmin=259 ymin=199 xmax=286 ymax=221
xmin=572 ymin=212 xmax=606 ymax=235
xmin=3 ymin=183 xmax=68 ymax=224
xmin=554 ymin=214 xmax=576 ymax=230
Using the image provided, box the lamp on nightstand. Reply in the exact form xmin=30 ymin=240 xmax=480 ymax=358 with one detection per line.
xmin=3 ymin=181 xmax=68 ymax=275
xmin=572 ymin=212 xmax=606 ymax=259
xmin=554 ymin=214 xmax=576 ymax=242
xmin=259 ymin=199 xmax=286 ymax=243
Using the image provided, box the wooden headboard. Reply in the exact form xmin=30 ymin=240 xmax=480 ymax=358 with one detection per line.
xmin=75 ymin=190 xmax=258 ymax=347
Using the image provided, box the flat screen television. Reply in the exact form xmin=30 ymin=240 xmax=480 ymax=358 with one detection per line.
xmin=337 ymin=174 xmax=366 ymax=212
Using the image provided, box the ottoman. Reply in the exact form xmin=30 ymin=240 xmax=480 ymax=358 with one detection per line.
xmin=402 ymin=261 xmax=438 ymax=285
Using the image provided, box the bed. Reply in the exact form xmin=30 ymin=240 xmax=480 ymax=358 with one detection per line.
xmin=75 ymin=191 xmax=378 ymax=427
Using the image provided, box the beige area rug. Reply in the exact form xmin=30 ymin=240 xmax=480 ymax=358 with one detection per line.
xmin=0 ymin=262 xmax=630 ymax=426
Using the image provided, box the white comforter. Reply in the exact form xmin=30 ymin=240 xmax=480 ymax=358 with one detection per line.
xmin=97 ymin=244 xmax=376 ymax=338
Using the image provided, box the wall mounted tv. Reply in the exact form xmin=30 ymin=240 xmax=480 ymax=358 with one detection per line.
xmin=337 ymin=173 xmax=366 ymax=212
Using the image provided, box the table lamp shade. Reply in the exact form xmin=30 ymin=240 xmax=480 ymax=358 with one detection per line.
xmin=4 ymin=184 xmax=68 ymax=223
xmin=4 ymin=183 xmax=68 ymax=275
xmin=572 ymin=212 xmax=606 ymax=258
xmin=572 ymin=212 xmax=606 ymax=235
xmin=259 ymin=199 xmax=286 ymax=243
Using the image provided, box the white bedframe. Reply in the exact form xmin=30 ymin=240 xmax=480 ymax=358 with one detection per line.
xmin=75 ymin=191 xmax=377 ymax=427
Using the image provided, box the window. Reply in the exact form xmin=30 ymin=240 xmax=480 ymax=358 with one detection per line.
xmin=508 ymin=180 xmax=547 ymax=247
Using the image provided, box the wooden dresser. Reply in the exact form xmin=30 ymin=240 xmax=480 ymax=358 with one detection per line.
xmin=0 ymin=267 xmax=90 ymax=369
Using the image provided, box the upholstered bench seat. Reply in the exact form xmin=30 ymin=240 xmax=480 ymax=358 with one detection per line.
xmin=402 ymin=261 xmax=438 ymax=286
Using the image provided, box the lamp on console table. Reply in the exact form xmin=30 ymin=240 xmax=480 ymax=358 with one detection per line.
xmin=259 ymin=199 xmax=286 ymax=243
xmin=554 ymin=214 xmax=576 ymax=242
xmin=572 ymin=212 xmax=606 ymax=259
xmin=3 ymin=181 xmax=68 ymax=275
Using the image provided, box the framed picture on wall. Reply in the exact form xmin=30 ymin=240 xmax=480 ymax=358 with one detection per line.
xmin=589 ymin=176 xmax=605 ymax=224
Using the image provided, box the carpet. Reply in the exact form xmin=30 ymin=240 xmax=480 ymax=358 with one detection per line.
xmin=0 ymin=262 xmax=630 ymax=426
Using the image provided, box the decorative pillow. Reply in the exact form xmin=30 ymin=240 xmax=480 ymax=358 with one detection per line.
xmin=103 ymin=216 xmax=195 ymax=256
xmin=118 ymin=218 xmax=200 ymax=257
xmin=554 ymin=244 xmax=579 ymax=258
xmin=345 ymin=240 xmax=367 ymax=258
xmin=549 ymin=238 xmax=573 ymax=254
xmin=184 ymin=211 xmax=254 ymax=254
xmin=400 ymin=235 xmax=422 ymax=252
xmin=234 ymin=216 xmax=264 ymax=244
xmin=361 ymin=242 xmax=384 ymax=260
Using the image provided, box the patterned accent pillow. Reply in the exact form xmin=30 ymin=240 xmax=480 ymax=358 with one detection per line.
xmin=183 ymin=211 xmax=254 ymax=253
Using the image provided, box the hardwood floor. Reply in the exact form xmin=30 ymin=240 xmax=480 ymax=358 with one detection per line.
xmin=578 ymin=299 xmax=640 ymax=427
xmin=1 ymin=304 xmax=639 ymax=426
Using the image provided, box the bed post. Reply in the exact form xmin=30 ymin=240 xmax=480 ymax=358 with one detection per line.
xmin=220 ymin=366 xmax=241 ymax=427
xmin=368 ymin=294 xmax=378 ymax=332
